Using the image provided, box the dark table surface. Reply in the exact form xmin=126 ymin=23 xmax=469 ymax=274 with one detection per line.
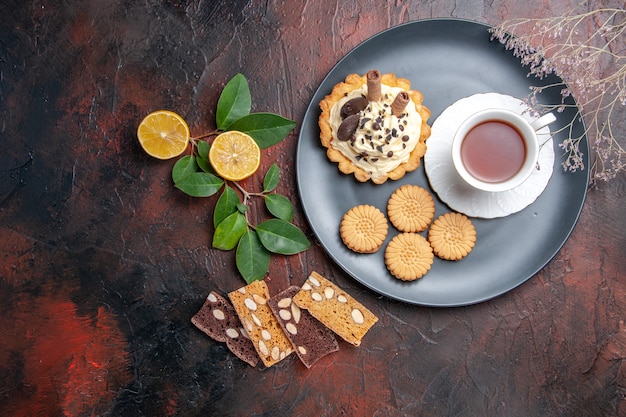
xmin=2 ymin=1 xmax=626 ymax=416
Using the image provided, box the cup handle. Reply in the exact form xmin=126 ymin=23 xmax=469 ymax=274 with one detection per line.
xmin=530 ymin=112 xmax=557 ymax=131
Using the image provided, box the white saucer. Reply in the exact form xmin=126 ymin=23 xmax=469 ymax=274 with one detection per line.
xmin=424 ymin=93 xmax=555 ymax=218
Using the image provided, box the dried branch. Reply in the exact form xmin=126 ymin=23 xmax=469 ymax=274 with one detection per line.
xmin=490 ymin=7 xmax=626 ymax=185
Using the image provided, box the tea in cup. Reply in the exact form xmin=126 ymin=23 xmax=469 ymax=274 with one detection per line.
xmin=451 ymin=109 xmax=556 ymax=192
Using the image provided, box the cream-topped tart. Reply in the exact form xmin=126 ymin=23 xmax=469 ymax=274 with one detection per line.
xmin=319 ymin=70 xmax=431 ymax=184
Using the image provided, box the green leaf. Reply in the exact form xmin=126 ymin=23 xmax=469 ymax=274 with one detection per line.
xmin=263 ymin=163 xmax=280 ymax=192
xmin=195 ymin=139 xmax=214 ymax=174
xmin=255 ymin=219 xmax=310 ymax=255
xmin=236 ymin=203 xmax=248 ymax=214
xmin=196 ymin=155 xmax=215 ymax=174
xmin=175 ymin=172 xmax=224 ymax=197
xmin=197 ymin=140 xmax=210 ymax=160
xmin=216 ymin=73 xmax=252 ymax=130
xmin=264 ymin=194 xmax=294 ymax=222
xmin=236 ymin=229 xmax=271 ymax=283
xmin=214 ymin=185 xmax=240 ymax=227
xmin=172 ymin=155 xmax=198 ymax=183
xmin=213 ymin=212 xmax=247 ymax=250
xmin=226 ymin=113 xmax=297 ymax=149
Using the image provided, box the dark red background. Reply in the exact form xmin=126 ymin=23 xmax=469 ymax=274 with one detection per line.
xmin=1 ymin=1 xmax=625 ymax=416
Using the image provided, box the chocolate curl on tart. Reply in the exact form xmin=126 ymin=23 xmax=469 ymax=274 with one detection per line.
xmin=366 ymin=70 xmax=382 ymax=102
xmin=391 ymin=91 xmax=410 ymax=117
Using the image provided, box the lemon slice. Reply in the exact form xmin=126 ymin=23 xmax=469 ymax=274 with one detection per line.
xmin=137 ymin=110 xmax=190 ymax=159
xmin=209 ymin=131 xmax=261 ymax=181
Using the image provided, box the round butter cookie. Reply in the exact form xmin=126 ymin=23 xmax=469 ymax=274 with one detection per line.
xmin=428 ymin=212 xmax=476 ymax=260
xmin=340 ymin=205 xmax=388 ymax=254
xmin=387 ymin=184 xmax=435 ymax=232
xmin=319 ymin=71 xmax=431 ymax=184
xmin=384 ymin=232 xmax=434 ymax=281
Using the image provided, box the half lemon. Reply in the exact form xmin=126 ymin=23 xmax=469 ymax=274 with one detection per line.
xmin=209 ymin=131 xmax=261 ymax=181
xmin=137 ymin=110 xmax=190 ymax=159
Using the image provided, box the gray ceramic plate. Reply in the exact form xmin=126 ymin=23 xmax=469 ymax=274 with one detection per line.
xmin=296 ymin=19 xmax=589 ymax=307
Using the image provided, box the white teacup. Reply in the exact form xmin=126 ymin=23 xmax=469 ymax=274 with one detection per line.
xmin=451 ymin=109 xmax=556 ymax=192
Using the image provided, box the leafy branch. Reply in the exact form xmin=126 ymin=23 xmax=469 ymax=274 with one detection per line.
xmin=171 ymin=74 xmax=310 ymax=283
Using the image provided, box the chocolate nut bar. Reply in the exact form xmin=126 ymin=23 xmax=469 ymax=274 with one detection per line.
xmin=268 ymin=286 xmax=339 ymax=368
